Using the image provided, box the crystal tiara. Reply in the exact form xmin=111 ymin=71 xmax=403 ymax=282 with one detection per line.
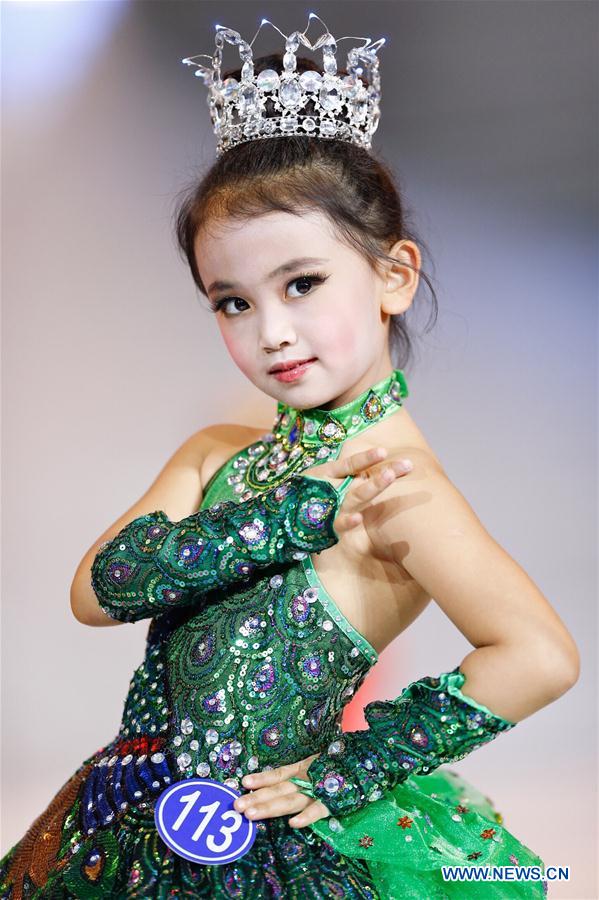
xmin=182 ymin=12 xmax=385 ymax=157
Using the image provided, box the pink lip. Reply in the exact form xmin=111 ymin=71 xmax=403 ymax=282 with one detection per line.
xmin=270 ymin=359 xmax=317 ymax=382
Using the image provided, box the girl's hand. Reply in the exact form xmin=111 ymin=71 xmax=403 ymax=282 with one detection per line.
xmin=302 ymin=446 xmax=413 ymax=534
xmin=233 ymin=754 xmax=329 ymax=828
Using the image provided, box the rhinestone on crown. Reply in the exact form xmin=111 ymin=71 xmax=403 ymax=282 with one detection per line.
xmin=182 ymin=12 xmax=385 ymax=156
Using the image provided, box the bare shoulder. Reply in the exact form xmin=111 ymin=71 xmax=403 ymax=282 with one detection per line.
xmin=119 ymin=421 xmax=267 ymax=521
xmin=199 ymin=421 xmax=269 ymax=489
xmin=361 ymin=442 xmax=448 ymax=548
xmin=384 ymin=406 xmax=446 ymax=470
xmin=368 ymin=441 xmax=478 ymax=538
xmin=364 ymin=437 xmax=508 ymax=605
xmin=355 ymin=402 xmax=484 ymax=565
xmin=181 ymin=421 xmax=266 ymax=464
xmin=199 ymin=421 xmax=269 ymax=447
xmin=337 ymin=405 xmax=445 ymax=471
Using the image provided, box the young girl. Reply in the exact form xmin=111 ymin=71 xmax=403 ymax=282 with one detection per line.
xmin=0 ymin=18 xmax=579 ymax=899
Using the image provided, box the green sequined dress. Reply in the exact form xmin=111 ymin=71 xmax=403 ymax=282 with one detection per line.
xmin=0 ymin=369 xmax=546 ymax=898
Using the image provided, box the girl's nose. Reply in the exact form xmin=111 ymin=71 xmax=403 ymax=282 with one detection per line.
xmin=259 ymin=311 xmax=297 ymax=353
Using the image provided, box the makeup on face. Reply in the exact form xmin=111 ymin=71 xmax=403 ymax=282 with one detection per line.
xmin=268 ymin=358 xmax=318 ymax=383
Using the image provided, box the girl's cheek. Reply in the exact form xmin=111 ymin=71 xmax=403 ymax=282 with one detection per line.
xmin=219 ymin=326 xmax=252 ymax=371
xmin=316 ymin=314 xmax=359 ymax=359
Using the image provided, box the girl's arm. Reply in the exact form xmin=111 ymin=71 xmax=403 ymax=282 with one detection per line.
xmin=71 ymin=430 xmax=391 ymax=627
xmin=89 ymin=472 xmax=340 ymax=624
xmin=302 ymin=447 xmax=579 ymax=817
xmin=70 ymin=424 xmax=250 ymax=626
xmin=372 ymin=447 xmax=579 ymax=720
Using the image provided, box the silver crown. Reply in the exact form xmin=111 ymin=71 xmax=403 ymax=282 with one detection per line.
xmin=182 ymin=13 xmax=385 ymax=157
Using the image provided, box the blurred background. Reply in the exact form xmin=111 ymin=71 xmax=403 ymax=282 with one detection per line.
xmin=2 ymin=1 xmax=597 ymax=896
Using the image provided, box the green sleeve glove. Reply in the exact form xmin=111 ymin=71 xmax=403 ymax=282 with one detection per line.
xmin=305 ymin=666 xmax=515 ymax=817
xmin=91 ymin=474 xmax=340 ymax=623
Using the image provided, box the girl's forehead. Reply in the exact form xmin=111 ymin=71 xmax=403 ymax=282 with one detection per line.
xmin=197 ymin=208 xmax=338 ymax=249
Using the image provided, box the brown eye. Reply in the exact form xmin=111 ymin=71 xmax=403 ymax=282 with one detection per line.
xmin=286 ymin=273 xmax=328 ymax=298
xmin=211 ymin=297 xmax=249 ymax=316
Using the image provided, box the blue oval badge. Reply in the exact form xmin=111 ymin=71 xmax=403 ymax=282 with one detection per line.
xmin=154 ymin=778 xmax=256 ymax=865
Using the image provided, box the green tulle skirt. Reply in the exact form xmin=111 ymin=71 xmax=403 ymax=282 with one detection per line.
xmin=292 ymin=768 xmax=547 ymax=899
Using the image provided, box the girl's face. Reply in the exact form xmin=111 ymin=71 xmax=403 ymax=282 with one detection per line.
xmin=195 ymin=209 xmax=412 ymax=410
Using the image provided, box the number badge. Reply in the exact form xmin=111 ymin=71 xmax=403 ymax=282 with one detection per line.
xmin=154 ymin=778 xmax=256 ymax=865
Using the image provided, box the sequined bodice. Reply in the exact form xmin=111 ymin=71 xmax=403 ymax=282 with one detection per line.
xmin=117 ymin=369 xmax=408 ymax=791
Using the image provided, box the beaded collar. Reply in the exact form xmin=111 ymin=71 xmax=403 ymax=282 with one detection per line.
xmin=242 ymin=368 xmax=408 ymax=491
xmin=275 ymin=367 xmax=408 ymax=448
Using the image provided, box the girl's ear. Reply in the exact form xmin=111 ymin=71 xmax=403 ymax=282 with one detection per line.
xmin=380 ymin=240 xmax=421 ymax=316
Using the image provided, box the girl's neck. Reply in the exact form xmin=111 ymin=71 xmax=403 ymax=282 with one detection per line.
xmin=273 ymin=367 xmax=409 ymax=453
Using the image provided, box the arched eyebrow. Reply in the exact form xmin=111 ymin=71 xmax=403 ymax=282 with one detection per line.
xmin=207 ymin=257 xmax=329 ymax=296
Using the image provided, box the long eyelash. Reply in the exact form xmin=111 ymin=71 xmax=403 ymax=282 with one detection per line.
xmin=208 ymin=271 xmax=329 ymax=315
xmin=208 ymin=296 xmax=229 ymax=314
xmin=295 ymin=270 xmax=328 ymax=282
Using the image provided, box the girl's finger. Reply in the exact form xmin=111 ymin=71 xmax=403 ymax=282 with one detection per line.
xmin=288 ymin=798 xmax=331 ymax=828
xmin=331 ymin=510 xmax=363 ymax=534
xmin=333 ymin=460 xmax=413 ymax=530
xmin=241 ymin=754 xmax=316 ymax=790
xmin=334 ymin=446 xmax=387 ymax=479
xmin=241 ymin=761 xmax=301 ymax=791
xmin=350 ymin=459 xmax=413 ymax=506
xmin=239 ymin=791 xmax=310 ymax=822
xmin=235 ymin=780 xmax=299 ymax=811
xmin=332 ymin=459 xmax=413 ymax=532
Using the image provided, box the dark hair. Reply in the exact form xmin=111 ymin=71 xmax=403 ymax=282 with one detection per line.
xmin=173 ymin=53 xmax=438 ymax=371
